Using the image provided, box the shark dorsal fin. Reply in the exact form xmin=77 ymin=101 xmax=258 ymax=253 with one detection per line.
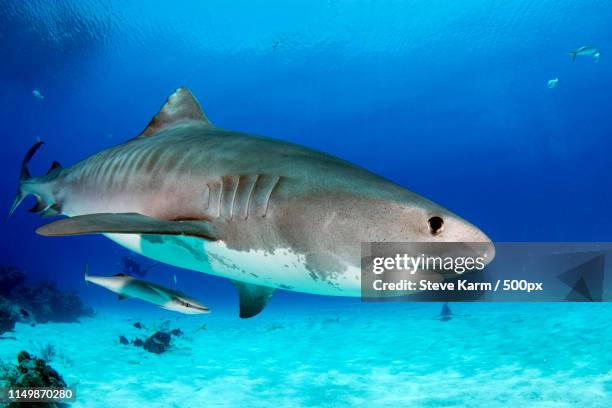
xmin=138 ymin=88 xmax=212 ymax=138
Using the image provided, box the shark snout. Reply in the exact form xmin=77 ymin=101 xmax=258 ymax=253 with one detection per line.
xmin=468 ymin=240 xmax=496 ymax=266
xmin=430 ymin=213 xmax=495 ymax=265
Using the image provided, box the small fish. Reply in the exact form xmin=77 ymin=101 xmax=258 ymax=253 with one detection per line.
xmin=133 ymin=322 xmax=143 ymax=329
xmin=272 ymin=40 xmax=280 ymax=50
xmin=569 ymin=46 xmax=600 ymax=62
xmin=32 ymin=89 xmax=44 ymax=99
xmin=173 ymin=274 xmax=177 ymax=284
xmin=85 ymin=268 xmax=210 ymax=314
xmin=19 ymin=308 xmax=30 ymax=318
xmin=547 ymin=77 xmax=560 ymax=89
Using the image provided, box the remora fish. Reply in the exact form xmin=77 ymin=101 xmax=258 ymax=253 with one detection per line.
xmin=84 ymin=269 xmax=210 ymax=314
xmin=10 ymin=88 xmax=494 ymax=318
xmin=568 ymin=46 xmax=600 ymax=62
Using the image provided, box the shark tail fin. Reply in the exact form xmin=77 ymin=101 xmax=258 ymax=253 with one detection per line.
xmin=569 ymin=51 xmax=577 ymax=62
xmin=8 ymin=141 xmax=44 ymax=219
xmin=8 ymin=141 xmax=62 ymax=220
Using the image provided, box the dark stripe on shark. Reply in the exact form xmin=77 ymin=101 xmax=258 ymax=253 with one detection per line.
xmin=36 ymin=212 xmax=218 ymax=241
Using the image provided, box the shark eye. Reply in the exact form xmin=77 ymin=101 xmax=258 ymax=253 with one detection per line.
xmin=428 ymin=216 xmax=444 ymax=235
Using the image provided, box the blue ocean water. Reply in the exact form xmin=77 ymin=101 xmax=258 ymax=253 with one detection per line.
xmin=1 ymin=1 xmax=611 ymax=406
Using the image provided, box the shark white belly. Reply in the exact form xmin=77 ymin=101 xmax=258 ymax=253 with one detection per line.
xmin=106 ymin=233 xmax=362 ymax=297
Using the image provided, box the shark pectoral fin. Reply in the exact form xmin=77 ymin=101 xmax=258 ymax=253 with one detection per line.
xmin=231 ymin=280 xmax=275 ymax=319
xmin=118 ymin=294 xmax=129 ymax=300
xmin=35 ymin=213 xmax=217 ymax=241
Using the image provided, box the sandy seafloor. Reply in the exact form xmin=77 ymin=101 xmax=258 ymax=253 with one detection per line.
xmin=1 ymin=302 xmax=611 ymax=407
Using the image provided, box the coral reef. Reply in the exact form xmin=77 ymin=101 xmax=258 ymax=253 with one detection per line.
xmin=0 ymin=350 xmax=68 ymax=407
xmin=0 ymin=266 xmax=26 ymax=298
xmin=0 ymin=297 xmax=18 ymax=335
xmin=17 ymin=282 xmax=94 ymax=323
xmin=170 ymin=328 xmax=183 ymax=337
xmin=0 ymin=265 xmax=94 ymax=327
xmin=37 ymin=343 xmax=57 ymax=363
xmin=124 ymin=321 xmax=183 ymax=353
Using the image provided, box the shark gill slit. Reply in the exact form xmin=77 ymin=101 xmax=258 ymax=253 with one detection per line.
xmin=229 ymin=176 xmax=240 ymax=220
xmin=219 ymin=178 xmax=224 ymax=219
xmin=220 ymin=176 xmax=234 ymax=219
xmin=234 ymin=174 xmax=258 ymax=220
xmin=265 ymin=175 xmax=280 ymax=217
xmin=207 ymin=181 xmax=221 ymax=218
xmin=202 ymin=184 xmax=210 ymax=212
xmin=244 ymin=174 xmax=258 ymax=220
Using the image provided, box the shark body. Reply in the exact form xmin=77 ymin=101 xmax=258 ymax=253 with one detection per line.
xmin=11 ymin=88 xmax=494 ymax=317
xmin=84 ymin=270 xmax=209 ymax=314
xmin=569 ymin=46 xmax=600 ymax=62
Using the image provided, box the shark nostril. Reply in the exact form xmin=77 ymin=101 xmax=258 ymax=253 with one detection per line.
xmin=428 ymin=216 xmax=444 ymax=235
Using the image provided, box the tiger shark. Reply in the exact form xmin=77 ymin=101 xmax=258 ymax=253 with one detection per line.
xmin=9 ymin=88 xmax=494 ymax=318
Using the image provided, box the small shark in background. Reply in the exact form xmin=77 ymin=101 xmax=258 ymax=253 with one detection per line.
xmin=437 ymin=302 xmax=469 ymax=321
xmin=9 ymin=87 xmax=494 ymax=318
xmin=84 ymin=266 xmax=210 ymax=314
xmin=569 ymin=46 xmax=600 ymax=62
xmin=32 ymin=89 xmax=44 ymax=99
xmin=439 ymin=302 xmax=454 ymax=321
